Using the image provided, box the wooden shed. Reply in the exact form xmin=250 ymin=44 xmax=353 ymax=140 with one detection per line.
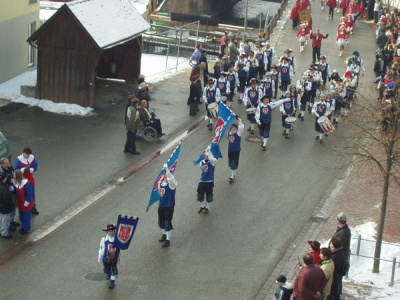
xmin=27 ymin=0 xmax=150 ymax=107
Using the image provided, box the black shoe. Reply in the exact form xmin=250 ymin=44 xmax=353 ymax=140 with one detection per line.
xmin=107 ymin=274 xmax=111 ymax=280
xmin=297 ymin=113 xmax=301 ymax=118
xmin=199 ymin=101 xmax=203 ymax=104
xmin=198 ymin=207 xmax=205 ymax=213
xmin=282 ymin=130 xmax=286 ymax=135
xmin=203 ymin=208 xmax=209 ymax=214
xmin=8 ymin=226 xmax=16 ymax=232
xmin=301 ymin=116 xmax=304 ymax=121
xmin=207 ymin=123 xmax=212 ymax=128
xmin=109 ymin=280 xmax=115 ymax=289
xmin=20 ymin=229 xmax=30 ymax=234
xmin=286 ymin=135 xmax=289 ymax=139
xmin=319 ymin=139 xmax=323 ymax=143
xmin=32 ymin=208 xmax=39 ymax=215
xmin=1 ymin=235 xmax=12 ymax=239
xmin=162 ymin=240 xmax=171 ymax=248
xmin=10 ymin=221 xmax=20 ymax=227
xmin=159 ymin=234 xmax=166 ymax=242
xmin=124 ymin=149 xmax=130 ymax=153
xmin=229 ymin=177 xmax=234 ymax=184
xmin=262 ymin=146 xmax=266 ymax=151
xmin=190 ymin=113 xmax=196 ymax=116
xmin=315 ymin=136 xmax=319 ymax=140
xmin=247 ymin=126 xmax=251 ymax=131
xmin=250 ymin=129 xmax=254 ymax=135
xmin=131 ymin=151 xmax=141 ymax=155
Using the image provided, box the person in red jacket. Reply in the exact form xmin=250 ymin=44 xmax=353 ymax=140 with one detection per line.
xmin=326 ymin=0 xmax=336 ymax=19
xmin=310 ymin=28 xmax=329 ymax=63
xmin=308 ymin=240 xmax=322 ymax=264
xmin=14 ymin=170 xmax=34 ymax=234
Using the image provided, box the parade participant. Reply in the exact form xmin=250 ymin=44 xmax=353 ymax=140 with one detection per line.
xmin=296 ymin=73 xmax=312 ymax=121
xmin=280 ymin=90 xmax=297 ymax=138
xmin=264 ymin=41 xmax=277 ymax=72
xmin=216 ymin=71 xmax=231 ymax=105
xmin=347 ymin=51 xmax=365 ymax=76
xmin=247 ymin=50 xmax=259 ymax=83
xmin=261 ymin=72 xmax=275 ymax=99
xmin=325 ymin=91 xmax=336 ymax=125
xmin=310 ymin=28 xmax=329 ymax=63
xmin=321 ymin=0 xmax=326 ymax=10
xmin=279 ymin=57 xmax=293 ymax=97
xmin=124 ymin=98 xmax=141 ymax=155
xmin=157 ymin=163 xmax=178 ymax=248
xmin=203 ymin=78 xmax=221 ymax=130
xmin=227 ymin=117 xmax=244 ymax=183
xmin=285 ymin=49 xmax=296 ymax=75
xmin=0 ymin=173 xmax=14 ymax=238
xmin=340 ymin=0 xmax=350 ymax=16
xmin=296 ymin=23 xmax=308 ymax=52
xmin=98 ymin=224 xmax=121 ymax=289
xmin=226 ymin=64 xmax=239 ymax=108
xmin=337 ymin=27 xmax=347 ymax=56
xmin=270 ymin=65 xmax=280 ymax=99
xmin=346 ymin=60 xmax=360 ymax=77
xmin=14 ymin=170 xmax=34 ymax=234
xmin=0 ymin=158 xmax=19 ymax=228
xmin=327 ymin=0 xmax=337 ymax=19
xmin=14 ymin=147 xmax=39 ymax=215
xmin=290 ymin=84 xmax=300 ymax=110
xmin=290 ymin=2 xmax=300 ymax=29
xmin=234 ymin=54 xmax=250 ymax=104
xmin=332 ymin=88 xmax=343 ymax=126
xmin=312 ymin=93 xmax=331 ymax=143
xmin=318 ymin=55 xmax=331 ymax=88
xmin=243 ymin=78 xmax=263 ymax=134
xmin=343 ymin=70 xmax=357 ymax=109
xmin=308 ymin=65 xmax=323 ymax=106
xmin=255 ymin=44 xmax=267 ymax=80
xmin=345 ymin=14 xmax=354 ymax=41
xmin=220 ymin=54 xmax=230 ymax=72
xmin=255 ymin=95 xmax=287 ymax=151
xmin=197 ymin=148 xmax=217 ymax=214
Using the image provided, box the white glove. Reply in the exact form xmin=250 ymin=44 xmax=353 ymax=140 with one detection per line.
xmin=98 ymin=258 xmax=101 ymax=263
xmin=24 ymin=201 xmax=29 ymax=207
xmin=163 ymin=163 xmax=168 ymax=170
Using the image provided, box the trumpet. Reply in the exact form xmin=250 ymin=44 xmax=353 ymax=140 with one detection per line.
xmin=344 ymin=79 xmax=350 ymax=87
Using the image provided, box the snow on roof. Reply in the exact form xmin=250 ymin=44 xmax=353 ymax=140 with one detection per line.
xmin=67 ymin=0 xmax=150 ymax=49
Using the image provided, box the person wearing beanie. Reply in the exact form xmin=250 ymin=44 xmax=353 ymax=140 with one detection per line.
xmin=308 ymin=240 xmax=322 ymax=264
xmin=98 ymin=224 xmax=121 ymax=289
xmin=311 ymin=93 xmax=331 ymax=143
xmin=275 ymin=274 xmax=293 ymax=300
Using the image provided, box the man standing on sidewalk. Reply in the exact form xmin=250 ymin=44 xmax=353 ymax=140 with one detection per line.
xmin=310 ymin=28 xmax=329 ymax=63
xmin=124 ymin=98 xmax=141 ymax=155
xmin=331 ymin=212 xmax=351 ymax=262
xmin=0 ymin=173 xmax=14 ymax=238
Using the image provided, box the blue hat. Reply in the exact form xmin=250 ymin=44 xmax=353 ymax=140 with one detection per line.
xmin=276 ymin=275 xmax=287 ymax=283
xmin=353 ymin=51 xmax=360 ymax=56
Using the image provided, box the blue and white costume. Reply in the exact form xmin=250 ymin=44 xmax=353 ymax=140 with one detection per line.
xmin=197 ymin=149 xmax=217 ymax=213
xmin=227 ymin=120 xmax=244 ymax=182
xmin=226 ymin=69 xmax=239 ymax=108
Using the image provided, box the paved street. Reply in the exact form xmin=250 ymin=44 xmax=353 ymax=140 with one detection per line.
xmin=0 ymin=2 xmax=380 ymax=300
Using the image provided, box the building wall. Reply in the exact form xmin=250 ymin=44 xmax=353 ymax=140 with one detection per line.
xmin=0 ymin=1 xmax=39 ymax=84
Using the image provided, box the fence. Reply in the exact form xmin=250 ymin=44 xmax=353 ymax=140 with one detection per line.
xmin=349 ymin=235 xmax=400 ymax=286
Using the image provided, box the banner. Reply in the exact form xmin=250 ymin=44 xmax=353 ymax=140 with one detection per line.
xmin=298 ymin=9 xmax=311 ymax=22
xmin=146 ymin=141 xmax=181 ymax=211
xmin=114 ymin=214 xmax=139 ymax=250
xmin=194 ymin=102 xmax=236 ymax=164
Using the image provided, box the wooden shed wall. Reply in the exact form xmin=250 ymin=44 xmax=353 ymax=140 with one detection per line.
xmin=96 ymin=37 xmax=143 ymax=82
xmin=35 ymin=9 xmax=98 ymax=107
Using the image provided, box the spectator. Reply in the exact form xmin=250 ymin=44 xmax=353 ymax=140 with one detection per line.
xmin=309 ymin=240 xmax=322 ymax=265
xmin=124 ymin=98 xmax=141 ymax=155
xmin=328 ymin=237 xmax=346 ymax=300
xmin=376 ymin=29 xmax=389 ymax=52
xmin=293 ymin=253 xmax=327 ymax=300
xmin=0 ymin=157 xmax=19 ymax=228
xmin=138 ymin=100 xmax=164 ymax=137
xmin=320 ymin=247 xmax=335 ymax=299
xmin=188 ymin=75 xmax=201 ymax=116
xmin=275 ymin=274 xmax=293 ymax=300
xmin=199 ymin=50 xmax=209 ymax=84
xmin=0 ymin=173 xmax=14 ymax=238
xmin=331 ymin=212 xmax=351 ymax=262
xmin=137 ymin=74 xmax=151 ymax=102
xmin=228 ymin=38 xmax=240 ymax=65
xmin=190 ymin=44 xmax=202 ymax=66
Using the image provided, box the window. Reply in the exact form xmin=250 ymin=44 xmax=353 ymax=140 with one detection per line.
xmin=28 ymin=22 xmax=36 ymax=67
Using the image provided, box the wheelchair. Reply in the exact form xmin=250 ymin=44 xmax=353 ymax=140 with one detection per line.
xmin=136 ymin=121 xmax=158 ymax=142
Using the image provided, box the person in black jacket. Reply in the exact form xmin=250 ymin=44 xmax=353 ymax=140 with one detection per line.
xmin=1 ymin=157 xmax=19 ymax=228
xmin=331 ymin=212 xmax=351 ymax=262
xmin=199 ymin=50 xmax=209 ymax=84
xmin=189 ymin=75 xmax=201 ymax=116
xmin=0 ymin=173 xmax=15 ymax=238
xmin=328 ymin=237 xmax=346 ymax=300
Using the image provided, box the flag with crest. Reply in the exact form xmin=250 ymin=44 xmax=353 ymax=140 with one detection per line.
xmin=147 ymin=141 xmax=182 ymax=211
xmin=114 ymin=214 xmax=139 ymax=250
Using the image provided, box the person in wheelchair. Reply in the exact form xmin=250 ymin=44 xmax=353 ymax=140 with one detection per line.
xmin=138 ymin=100 xmax=165 ymax=137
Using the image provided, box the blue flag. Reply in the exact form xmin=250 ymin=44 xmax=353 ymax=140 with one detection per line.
xmin=114 ymin=214 xmax=139 ymax=250
xmin=147 ymin=142 xmax=181 ymax=211
xmin=193 ymin=102 xmax=235 ymax=165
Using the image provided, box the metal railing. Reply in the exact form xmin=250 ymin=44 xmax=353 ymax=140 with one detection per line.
xmin=264 ymin=0 xmax=289 ymax=38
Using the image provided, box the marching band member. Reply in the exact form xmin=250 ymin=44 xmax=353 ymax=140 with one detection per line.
xmin=279 ymin=57 xmax=294 ymax=97
xmin=216 ymin=71 xmax=231 ymax=105
xmin=256 ymin=44 xmax=268 ymax=80
xmin=347 ymin=51 xmax=365 ymax=77
xmin=325 ymin=91 xmax=336 ymax=134
xmin=280 ymin=90 xmax=297 ymax=138
xmin=345 ymin=14 xmax=354 ymax=41
xmin=307 ymin=66 xmax=322 ymax=110
xmin=343 ymin=70 xmax=357 ymax=109
xmin=234 ymin=54 xmax=250 ymax=104
xmin=255 ymin=96 xmax=287 ymax=151
xmin=311 ymin=94 xmax=331 ymax=143
xmin=270 ymin=65 xmax=280 ymax=99
xmin=247 ymin=50 xmax=259 ymax=83
xmin=227 ymin=117 xmax=244 ymax=183
xmin=327 ymin=0 xmax=337 ymax=19
xmin=297 ymin=23 xmax=308 ymax=52
xmin=296 ymin=73 xmax=312 ymax=121
xmin=243 ymin=78 xmax=263 ymax=134
xmin=337 ymin=28 xmax=347 ymax=56
xmin=157 ymin=163 xmax=178 ymax=248
xmin=264 ymin=41 xmax=277 ymax=72
xmin=285 ymin=49 xmax=296 ymax=75
xmin=290 ymin=84 xmax=300 ymax=111
xmin=226 ymin=64 xmax=239 ymax=108
xmin=197 ymin=148 xmax=217 ymax=214
xmin=203 ymin=78 xmax=221 ymax=130
xmin=332 ymin=88 xmax=344 ymax=125
xmin=318 ymin=55 xmax=331 ymax=89
xmin=261 ymin=72 xmax=275 ymax=99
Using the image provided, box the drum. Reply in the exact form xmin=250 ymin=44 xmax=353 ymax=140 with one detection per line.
xmin=317 ymin=116 xmax=335 ymax=133
xmin=246 ymin=107 xmax=256 ymax=114
xmin=285 ymin=116 xmax=297 ymax=125
xmin=208 ymin=102 xmax=219 ymax=119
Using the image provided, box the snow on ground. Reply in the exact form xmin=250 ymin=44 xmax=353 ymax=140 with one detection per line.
xmin=0 ymin=53 xmax=191 ymax=116
xmin=329 ymin=222 xmax=400 ymax=299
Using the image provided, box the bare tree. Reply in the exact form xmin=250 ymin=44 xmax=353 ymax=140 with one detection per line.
xmin=335 ymin=83 xmax=400 ymax=273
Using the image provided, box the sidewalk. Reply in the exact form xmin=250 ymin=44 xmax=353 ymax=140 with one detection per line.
xmin=255 ymin=2 xmax=399 ymax=300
